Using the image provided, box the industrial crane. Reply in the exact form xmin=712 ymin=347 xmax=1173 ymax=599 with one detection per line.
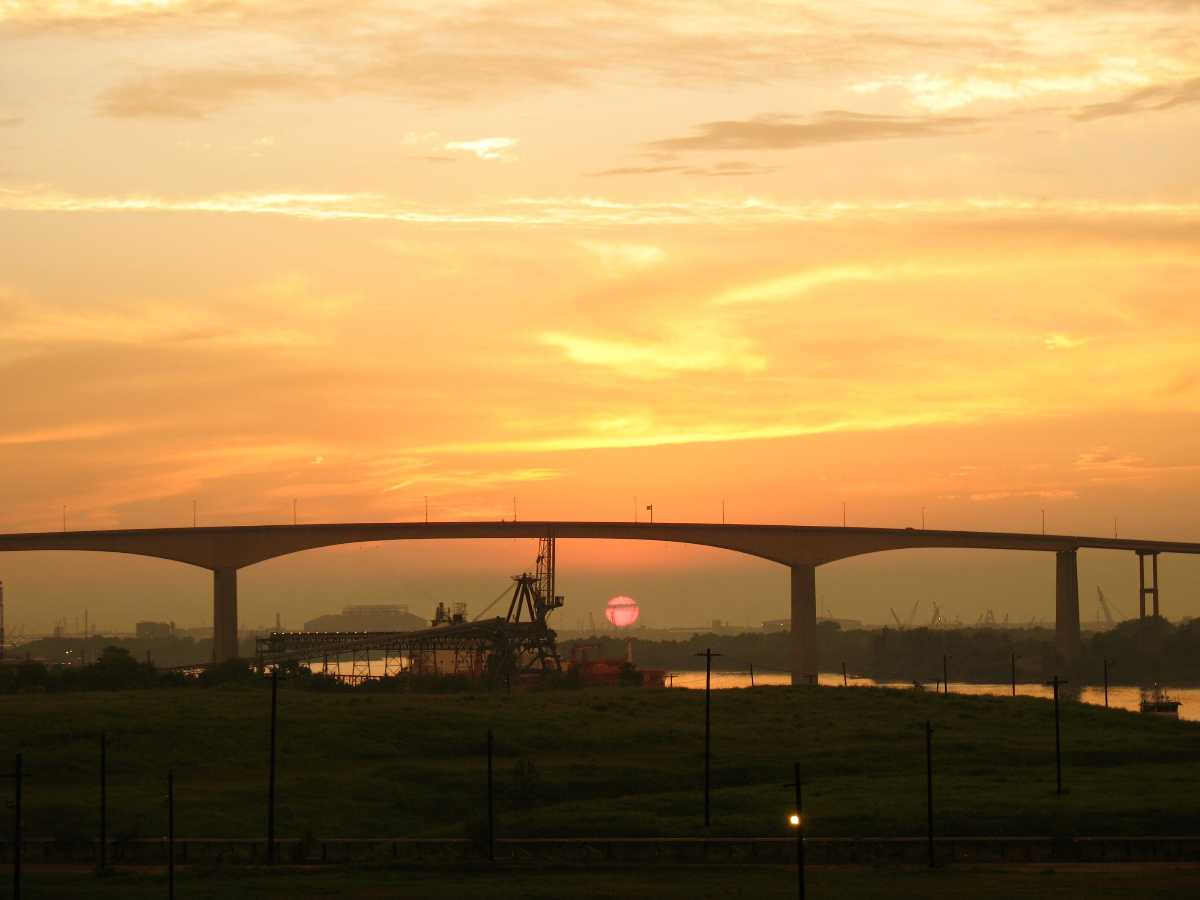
xmin=889 ymin=599 xmax=921 ymax=629
xmin=1096 ymin=587 xmax=1124 ymax=627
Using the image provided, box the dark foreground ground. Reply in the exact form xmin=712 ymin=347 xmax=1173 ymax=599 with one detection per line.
xmin=3 ymin=681 xmax=1199 ymax=840
xmin=19 ymin=863 xmax=1200 ymax=900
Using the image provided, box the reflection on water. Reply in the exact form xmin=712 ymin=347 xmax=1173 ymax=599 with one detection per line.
xmin=668 ymin=671 xmax=1200 ymax=722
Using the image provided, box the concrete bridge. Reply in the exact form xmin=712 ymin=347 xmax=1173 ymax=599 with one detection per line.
xmin=2 ymin=521 xmax=1198 ymax=683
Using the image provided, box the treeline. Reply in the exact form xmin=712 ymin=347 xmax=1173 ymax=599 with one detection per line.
xmin=0 ymin=646 xmax=261 ymax=693
xmin=567 ymin=617 xmax=1200 ymax=686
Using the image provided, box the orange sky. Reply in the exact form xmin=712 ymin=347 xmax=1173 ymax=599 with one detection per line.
xmin=1 ymin=1 xmax=1198 ymax=633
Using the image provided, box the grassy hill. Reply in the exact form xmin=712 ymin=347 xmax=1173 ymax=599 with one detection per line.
xmin=2 ymin=681 xmax=1198 ymax=842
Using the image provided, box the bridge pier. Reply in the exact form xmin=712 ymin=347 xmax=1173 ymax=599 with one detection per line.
xmin=791 ymin=564 xmax=818 ymax=686
xmin=213 ymin=567 xmax=239 ymax=663
xmin=1055 ymin=550 xmax=1081 ymax=661
xmin=1137 ymin=551 xmax=1160 ymax=618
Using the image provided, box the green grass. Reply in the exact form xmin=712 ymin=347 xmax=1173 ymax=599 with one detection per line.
xmin=20 ymin=864 xmax=1200 ymax=900
xmin=2 ymin=683 xmax=1199 ymax=842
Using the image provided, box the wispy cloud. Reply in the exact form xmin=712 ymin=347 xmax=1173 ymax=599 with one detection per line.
xmin=444 ymin=137 xmax=519 ymax=161
xmin=590 ymin=160 xmax=775 ymax=177
xmin=578 ymin=240 xmax=665 ymax=273
xmin=1074 ymin=76 xmax=1200 ymax=120
xmin=7 ymin=186 xmax=1200 ymax=227
xmin=539 ymin=329 xmax=765 ymax=379
xmin=851 ymin=63 xmax=1153 ymax=112
xmin=409 ymin=411 xmax=969 ymax=455
xmin=384 ymin=467 xmax=561 ymax=492
xmin=0 ymin=422 xmax=138 ymax=446
xmin=1043 ymin=334 xmax=1090 ymax=350
xmin=646 ymin=111 xmax=982 ymax=152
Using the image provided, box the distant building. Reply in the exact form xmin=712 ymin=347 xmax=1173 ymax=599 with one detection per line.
xmin=135 ymin=621 xmax=174 ymax=639
xmin=303 ymin=603 xmax=427 ymax=633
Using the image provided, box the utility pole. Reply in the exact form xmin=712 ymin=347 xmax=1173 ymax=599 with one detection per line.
xmin=6 ymin=753 xmax=24 ymax=900
xmin=842 ymin=501 xmax=846 ymax=528
xmin=167 ymin=770 xmax=175 ymax=900
xmin=694 ymin=647 xmax=722 ymax=827
xmin=721 ymin=499 xmax=725 ymax=525
xmin=925 ymin=720 xmax=935 ymax=868
xmin=292 ymin=499 xmax=297 ymax=526
xmin=842 ymin=661 xmax=848 ymax=687
xmin=193 ymin=500 xmax=197 ymax=528
xmin=1041 ymin=508 xmax=1046 ymax=535
xmin=791 ymin=763 xmax=805 ymax=900
xmin=62 ymin=504 xmax=67 ymax=532
xmin=512 ymin=496 xmax=517 ymax=522
xmin=486 ymin=728 xmax=495 ymax=862
xmin=646 ymin=504 xmax=654 ymax=524
xmin=1011 ymin=653 xmax=1017 ymax=697
xmin=99 ymin=732 xmax=107 ymax=871
xmin=424 ymin=496 xmax=428 ymax=524
xmin=1103 ymin=659 xmax=1113 ymax=708
xmin=267 ymin=668 xmax=278 ymax=863
xmin=942 ymin=655 xmax=949 ymax=695
xmin=921 ymin=507 xmax=926 ymax=530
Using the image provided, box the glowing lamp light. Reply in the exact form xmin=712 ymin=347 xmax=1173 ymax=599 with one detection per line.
xmin=789 ymin=813 xmax=802 ymax=827
xmin=605 ymin=595 xmax=640 ymax=628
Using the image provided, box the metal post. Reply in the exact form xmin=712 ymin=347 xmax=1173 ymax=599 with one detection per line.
xmin=267 ymin=668 xmax=277 ymax=864
xmin=1054 ymin=677 xmax=1062 ymax=795
xmin=486 ymin=728 xmax=495 ymax=862
xmin=1043 ymin=675 xmax=1068 ymax=796
xmin=694 ymin=648 xmax=721 ymax=827
xmin=704 ymin=650 xmax=711 ymax=826
xmin=794 ymin=762 xmax=805 ymax=900
xmin=168 ymin=770 xmax=175 ymax=900
xmin=925 ymin=721 xmax=934 ymax=868
xmin=99 ymin=732 xmax=107 ymax=871
xmin=12 ymin=753 xmax=22 ymax=900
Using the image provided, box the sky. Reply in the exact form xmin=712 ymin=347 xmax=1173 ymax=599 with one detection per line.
xmin=1 ymin=1 xmax=1199 ymax=636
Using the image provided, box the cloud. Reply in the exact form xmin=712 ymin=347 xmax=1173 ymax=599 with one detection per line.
xmin=1043 ymin=334 xmax=1090 ymax=350
xmin=646 ymin=111 xmax=983 ymax=152
xmin=0 ymin=422 xmax=138 ymax=446
xmin=384 ymin=467 xmax=561 ymax=492
xmin=6 ymin=185 xmax=1200 ymax=228
xmin=409 ymin=410 xmax=967 ymax=455
xmin=578 ymin=240 xmax=666 ymax=273
xmin=850 ymin=63 xmax=1153 ymax=112
xmin=590 ymin=160 xmax=775 ymax=177
xmin=1073 ymin=446 xmax=1200 ymax=481
xmin=711 ymin=265 xmax=882 ymax=306
xmin=100 ymin=68 xmax=325 ymax=119
xmin=443 ymin=137 xmax=519 ymax=161
xmin=1074 ymin=76 xmax=1200 ymax=120
xmin=538 ymin=329 xmax=766 ymax=380
xmin=966 ymin=488 xmax=1078 ymax=502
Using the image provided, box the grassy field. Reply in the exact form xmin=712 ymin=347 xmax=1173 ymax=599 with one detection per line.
xmin=2 ymin=682 xmax=1199 ymax=842
xmin=19 ymin=864 xmax=1200 ymax=900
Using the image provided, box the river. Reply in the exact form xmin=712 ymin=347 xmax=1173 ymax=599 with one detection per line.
xmin=667 ymin=670 xmax=1200 ymax=722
